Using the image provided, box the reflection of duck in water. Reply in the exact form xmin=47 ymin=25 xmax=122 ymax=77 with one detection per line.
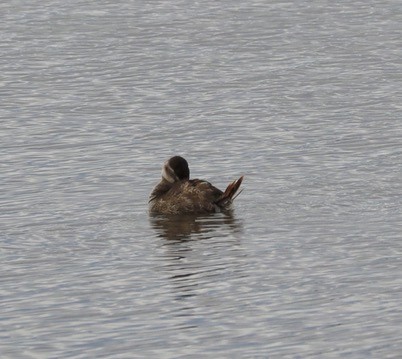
xmin=150 ymin=212 xmax=242 ymax=241
xmin=149 ymin=156 xmax=243 ymax=215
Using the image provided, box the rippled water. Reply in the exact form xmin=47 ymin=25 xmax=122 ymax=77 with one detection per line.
xmin=1 ymin=0 xmax=402 ymax=357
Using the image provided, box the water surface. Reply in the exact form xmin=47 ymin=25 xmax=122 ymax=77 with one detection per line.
xmin=1 ymin=0 xmax=402 ymax=357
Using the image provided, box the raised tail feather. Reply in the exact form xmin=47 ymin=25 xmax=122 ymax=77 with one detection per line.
xmin=216 ymin=176 xmax=244 ymax=207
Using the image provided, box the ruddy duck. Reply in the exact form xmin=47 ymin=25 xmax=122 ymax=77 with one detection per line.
xmin=149 ymin=156 xmax=243 ymax=215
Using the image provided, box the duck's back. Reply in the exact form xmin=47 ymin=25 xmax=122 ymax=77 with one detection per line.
xmin=150 ymin=179 xmax=223 ymax=215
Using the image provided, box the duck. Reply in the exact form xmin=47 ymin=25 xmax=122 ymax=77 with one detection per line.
xmin=149 ymin=156 xmax=243 ymax=215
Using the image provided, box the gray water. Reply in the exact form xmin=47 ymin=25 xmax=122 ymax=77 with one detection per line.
xmin=1 ymin=0 xmax=402 ymax=357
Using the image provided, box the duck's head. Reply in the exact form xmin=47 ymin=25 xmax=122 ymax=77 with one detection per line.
xmin=162 ymin=156 xmax=190 ymax=183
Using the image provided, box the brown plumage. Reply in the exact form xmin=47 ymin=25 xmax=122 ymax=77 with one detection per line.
xmin=149 ymin=156 xmax=243 ymax=215
xmin=215 ymin=176 xmax=244 ymax=207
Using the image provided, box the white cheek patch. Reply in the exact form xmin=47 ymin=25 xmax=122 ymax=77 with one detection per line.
xmin=162 ymin=163 xmax=176 ymax=183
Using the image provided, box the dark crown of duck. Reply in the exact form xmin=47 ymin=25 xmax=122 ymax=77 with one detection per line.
xmin=162 ymin=156 xmax=190 ymax=183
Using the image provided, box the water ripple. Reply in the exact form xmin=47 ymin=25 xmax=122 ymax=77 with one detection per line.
xmin=1 ymin=0 xmax=402 ymax=357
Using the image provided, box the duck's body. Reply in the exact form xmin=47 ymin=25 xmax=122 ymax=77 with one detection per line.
xmin=149 ymin=156 xmax=243 ymax=215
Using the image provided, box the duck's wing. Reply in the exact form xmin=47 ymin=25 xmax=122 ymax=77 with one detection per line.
xmin=166 ymin=179 xmax=223 ymax=213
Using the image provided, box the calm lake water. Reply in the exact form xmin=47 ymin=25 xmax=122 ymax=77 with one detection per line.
xmin=1 ymin=0 xmax=402 ymax=357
